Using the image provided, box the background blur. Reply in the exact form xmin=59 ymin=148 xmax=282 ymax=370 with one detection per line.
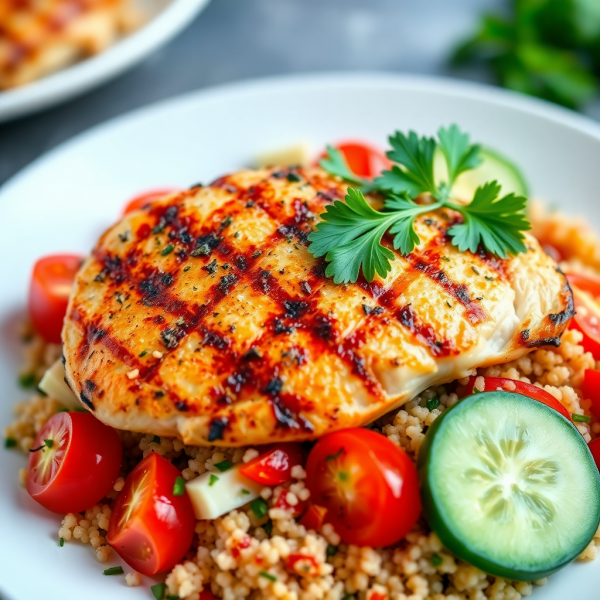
xmin=2 ymin=0 xmax=600 ymax=186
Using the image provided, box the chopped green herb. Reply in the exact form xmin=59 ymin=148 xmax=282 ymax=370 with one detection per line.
xmin=209 ymin=474 xmax=219 ymax=486
xmin=431 ymin=553 xmax=443 ymax=567
xmin=44 ymin=439 xmax=54 ymax=449
xmin=471 ymin=266 xmax=480 ymax=275
xmin=326 ymin=447 xmax=343 ymax=461
xmin=259 ymin=571 xmax=277 ymax=583
xmin=221 ymin=215 xmax=233 ymax=229
xmin=4 ymin=438 xmax=16 ymax=448
xmin=59 ymin=537 xmax=65 ymax=547
xmin=152 ymin=435 xmax=161 ymax=444
xmin=241 ymin=488 xmax=251 ymax=495
xmin=214 ymin=459 xmax=233 ymax=472
xmin=310 ymin=125 xmax=530 ymax=283
xmin=251 ymin=498 xmax=269 ymax=519
xmin=103 ymin=566 xmax=124 ymax=576
xmin=183 ymin=265 xmax=191 ymax=272
xmin=252 ymin=250 xmax=263 ymax=259
xmin=29 ymin=444 xmax=46 ymax=453
xmin=426 ymin=396 xmax=440 ymax=411
xmin=263 ymin=520 xmax=273 ymax=535
xmin=151 ymin=582 xmax=166 ymax=600
xmin=173 ymin=476 xmax=186 ymax=496
xmin=139 ymin=350 xmax=148 ymax=357
xmin=161 ymin=243 xmax=175 ymax=256
xmin=234 ymin=231 xmax=241 ymax=238
xmin=573 ymin=414 xmax=591 ymax=423
xmin=287 ymin=172 xmax=302 ymax=183
xmin=485 ymin=275 xmax=495 ymax=281
xmin=326 ymin=544 xmax=338 ymax=557
xmin=441 ymin=256 xmax=450 ymax=262
xmin=56 ymin=407 xmax=69 ymax=413
xmin=338 ymin=471 xmax=349 ymax=482
xmin=203 ymin=259 xmax=218 ymax=274
xmin=19 ymin=373 xmax=36 ymax=388
xmin=343 ymin=594 xmax=356 ymax=600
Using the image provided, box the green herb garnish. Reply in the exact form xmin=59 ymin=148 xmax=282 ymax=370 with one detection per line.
xmin=309 ymin=125 xmax=530 ymax=283
xmin=431 ymin=553 xmax=443 ymax=567
xmin=326 ymin=544 xmax=338 ymax=557
xmin=209 ymin=474 xmax=219 ymax=486
xmin=152 ymin=435 xmax=161 ymax=444
xmin=573 ymin=414 xmax=591 ymax=423
xmin=44 ymin=439 xmax=54 ymax=449
xmin=263 ymin=520 xmax=273 ymax=535
xmin=161 ymin=243 xmax=175 ymax=256
xmin=214 ymin=459 xmax=233 ymax=472
xmin=59 ymin=537 xmax=65 ymax=547
xmin=426 ymin=396 xmax=440 ymax=411
xmin=259 ymin=571 xmax=277 ymax=582
xmin=29 ymin=443 xmax=46 ymax=453
xmin=251 ymin=498 xmax=269 ymax=519
xmin=103 ymin=566 xmax=124 ymax=576
xmin=4 ymin=438 xmax=17 ymax=448
xmin=240 ymin=488 xmax=251 ymax=495
xmin=19 ymin=373 xmax=36 ymax=388
xmin=172 ymin=476 xmax=186 ymax=496
xmin=151 ymin=582 xmax=166 ymax=600
xmin=56 ymin=407 xmax=69 ymax=413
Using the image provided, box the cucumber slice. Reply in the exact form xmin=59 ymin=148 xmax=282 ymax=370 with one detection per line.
xmin=418 ymin=391 xmax=600 ymax=581
xmin=434 ymin=147 xmax=529 ymax=200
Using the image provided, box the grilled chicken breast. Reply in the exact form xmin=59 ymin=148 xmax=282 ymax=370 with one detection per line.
xmin=62 ymin=167 xmax=574 ymax=446
xmin=0 ymin=0 xmax=139 ymax=89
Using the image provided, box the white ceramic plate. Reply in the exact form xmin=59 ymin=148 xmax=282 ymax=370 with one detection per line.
xmin=0 ymin=0 xmax=211 ymax=122
xmin=1 ymin=73 xmax=600 ymax=600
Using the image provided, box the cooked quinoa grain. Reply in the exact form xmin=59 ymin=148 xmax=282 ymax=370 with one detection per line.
xmin=6 ymin=207 xmax=600 ymax=600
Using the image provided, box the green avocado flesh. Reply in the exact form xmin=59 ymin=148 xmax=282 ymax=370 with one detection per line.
xmin=418 ymin=391 xmax=600 ymax=581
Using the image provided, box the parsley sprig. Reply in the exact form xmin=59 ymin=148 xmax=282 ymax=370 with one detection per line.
xmin=308 ymin=125 xmax=530 ymax=284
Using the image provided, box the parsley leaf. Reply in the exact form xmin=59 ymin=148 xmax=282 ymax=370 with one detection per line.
xmin=438 ymin=124 xmax=482 ymax=187
xmin=309 ymin=188 xmax=397 ymax=283
xmin=319 ymin=146 xmax=374 ymax=191
xmin=375 ymin=131 xmax=437 ymax=196
xmin=447 ymin=182 xmax=530 ymax=258
xmin=311 ymin=124 xmax=531 ymax=283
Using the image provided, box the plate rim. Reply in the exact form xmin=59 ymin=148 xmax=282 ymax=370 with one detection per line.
xmin=0 ymin=0 xmax=211 ymax=123
xmin=3 ymin=71 xmax=600 ymax=190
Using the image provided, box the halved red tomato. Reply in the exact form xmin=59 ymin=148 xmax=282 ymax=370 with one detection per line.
xmin=306 ymin=428 xmax=421 ymax=547
xmin=582 ymin=369 xmax=600 ymax=420
xmin=460 ymin=376 xmax=571 ymax=421
xmin=321 ymin=141 xmax=391 ymax=179
xmin=239 ymin=443 xmax=304 ymax=486
xmin=107 ymin=452 xmax=195 ymax=575
xmin=28 ymin=254 xmax=83 ymax=344
xmin=26 ymin=412 xmax=122 ymax=513
xmin=122 ymin=188 xmax=180 ymax=216
xmin=566 ymin=272 xmax=600 ymax=359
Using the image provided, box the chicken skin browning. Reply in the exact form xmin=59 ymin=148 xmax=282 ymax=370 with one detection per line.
xmin=62 ymin=167 xmax=574 ymax=446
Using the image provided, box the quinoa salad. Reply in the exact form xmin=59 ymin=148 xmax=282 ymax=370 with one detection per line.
xmin=5 ymin=127 xmax=600 ymax=600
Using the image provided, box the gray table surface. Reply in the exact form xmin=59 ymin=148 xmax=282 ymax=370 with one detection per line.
xmin=0 ymin=0 xmax=597 ymax=187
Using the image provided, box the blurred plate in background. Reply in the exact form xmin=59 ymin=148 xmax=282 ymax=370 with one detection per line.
xmin=0 ymin=0 xmax=211 ymax=123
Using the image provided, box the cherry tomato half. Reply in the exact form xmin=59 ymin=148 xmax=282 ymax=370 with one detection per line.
xmin=321 ymin=141 xmax=391 ymax=179
xmin=582 ymin=369 xmax=600 ymax=420
xmin=107 ymin=452 xmax=195 ymax=575
xmin=239 ymin=443 xmax=304 ymax=486
xmin=460 ymin=376 xmax=571 ymax=421
xmin=588 ymin=438 xmax=600 ymax=472
xmin=306 ymin=428 xmax=421 ymax=547
xmin=122 ymin=188 xmax=180 ymax=215
xmin=566 ymin=273 xmax=600 ymax=359
xmin=28 ymin=254 xmax=83 ymax=344
xmin=26 ymin=412 xmax=122 ymax=513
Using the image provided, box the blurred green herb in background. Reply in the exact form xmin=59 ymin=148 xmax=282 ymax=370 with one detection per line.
xmin=453 ymin=0 xmax=600 ymax=110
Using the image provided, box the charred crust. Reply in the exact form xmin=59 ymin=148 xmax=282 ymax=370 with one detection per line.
xmin=175 ymin=401 xmax=189 ymax=412
xmin=80 ymin=391 xmax=95 ymax=411
xmin=207 ymin=417 xmax=229 ymax=441
xmin=264 ymin=378 xmax=283 ymax=395
xmin=85 ymin=380 xmax=96 ymax=391
xmin=243 ymin=347 xmax=262 ymax=361
xmin=527 ymin=336 xmax=562 ymax=348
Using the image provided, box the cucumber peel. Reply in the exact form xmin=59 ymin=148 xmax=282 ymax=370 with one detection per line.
xmin=418 ymin=391 xmax=600 ymax=581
